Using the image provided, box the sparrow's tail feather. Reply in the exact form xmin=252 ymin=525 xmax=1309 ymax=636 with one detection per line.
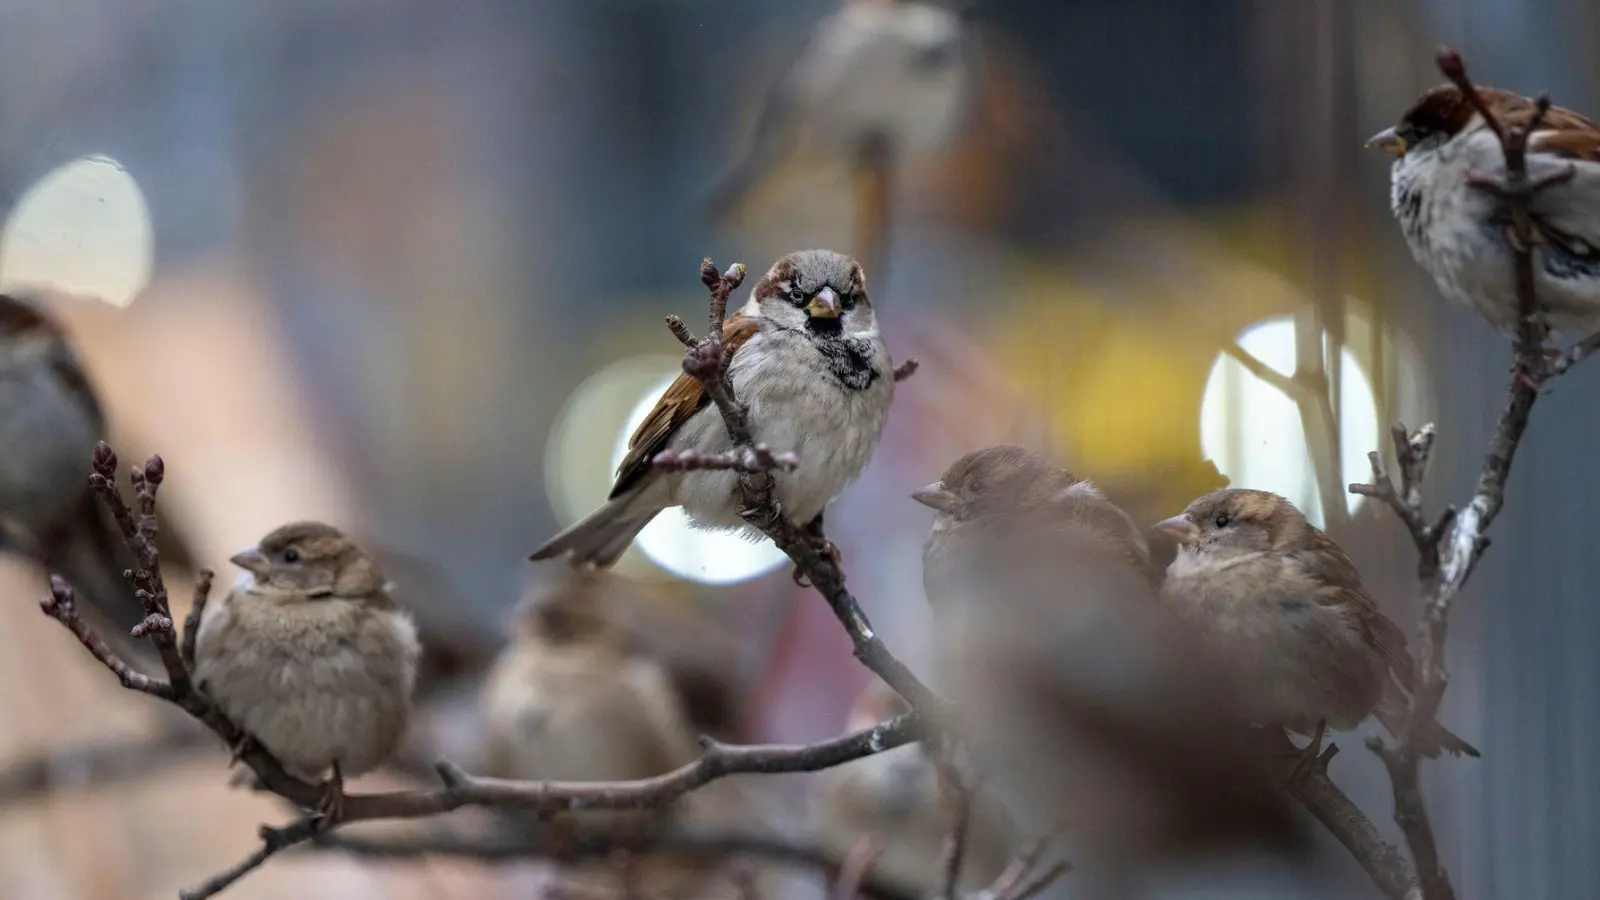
xmin=529 ymin=497 xmax=661 ymax=569
xmin=1374 ymin=704 xmax=1481 ymax=758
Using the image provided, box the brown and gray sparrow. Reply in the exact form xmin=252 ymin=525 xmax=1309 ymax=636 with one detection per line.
xmin=811 ymin=681 xmax=1013 ymax=894
xmin=0 ymin=293 xmax=146 ymax=650
xmin=703 ymin=0 xmax=975 ymax=218
xmin=193 ymin=521 xmax=421 ymax=818
xmin=480 ymin=578 xmax=745 ymax=898
xmin=1156 ymin=489 xmax=1480 ymax=761
xmin=531 ymin=250 xmax=893 ymax=567
xmin=915 ymin=446 xmax=1301 ymax=866
xmin=1370 ymin=85 xmax=1600 ymax=336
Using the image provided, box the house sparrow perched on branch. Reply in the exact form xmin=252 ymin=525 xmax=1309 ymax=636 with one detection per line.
xmin=0 ymin=293 xmax=146 ymax=651
xmin=1156 ymin=489 xmax=1480 ymax=764
xmin=479 ymin=578 xmax=742 ymax=897
xmin=915 ymin=446 xmax=1300 ymax=865
xmin=702 ymin=0 xmax=975 ymax=219
xmin=1370 ymin=85 xmax=1600 ymax=336
xmin=531 ymin=250 xmax=893 ymax=567
xmin=812 ymin=681 xmax=1013 ymax=894
xmin=193 ymin=521 xmax=421 ymax=819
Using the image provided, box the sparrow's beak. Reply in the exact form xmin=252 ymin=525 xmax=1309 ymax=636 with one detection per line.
xmin=1365 ymin=127 xmax=1406 ymax=157
xmin=1153 ymin=515 xmax=1201 ymax=544
xmin=807 ymin=286 xmax=841 ymax=319
xmin=229 ymin=546 xmax=270 ymax=575
xmin=912 ymin=481 xmax=959 ymax=512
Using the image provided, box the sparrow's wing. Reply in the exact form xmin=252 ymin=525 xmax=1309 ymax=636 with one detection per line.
xmin=1294 ymin=529 xmax=1417 ymax=688
xmin=608 ymin=312 xmax=759 ymax=498
xmin=1523 ymin=126 xmax=1600 ymax=261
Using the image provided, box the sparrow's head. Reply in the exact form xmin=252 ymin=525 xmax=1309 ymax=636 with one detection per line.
xmin=0 ymin=293 xmax=69 ymax=365
xmin=509 ymin=573 xmax=630 ymax=648
xmin=913 ymin=444 xmax=1092 ymax=522
xmin=231 ymin=521 xmax=387 ymax=600
xmin=1365 ymin=84 xmax=1587 ymax=160
xmin=1155 ymin=488 xmax=1308 ymax=560
xmin=750 ymin=249 xmax=876 ymax=338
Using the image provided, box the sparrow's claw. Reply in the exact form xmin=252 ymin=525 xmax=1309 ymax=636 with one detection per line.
xmin=314 ymin=761 xmax=346 ymax=828
xmin=1284 ymin=720 xmax=1327 ymax=788
xmin=227 ymin=733 xmax=259 ymax=768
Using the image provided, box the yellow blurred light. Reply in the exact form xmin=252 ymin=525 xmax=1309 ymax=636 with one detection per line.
xmin=0 ymin=155 xmax=153 ymax=309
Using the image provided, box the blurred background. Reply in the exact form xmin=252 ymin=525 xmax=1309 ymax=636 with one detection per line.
xmin=0 ymin=0 xmax=1593 ymax=897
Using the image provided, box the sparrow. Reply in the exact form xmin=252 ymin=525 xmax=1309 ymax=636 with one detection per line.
xmin=531 ymin=250 xmax=894 ymax=568
xmin=1369 ymin=85 xmax=1600 ymax=337
xmin=192 ymin=521 xmax=421 ymax=819
xmin=0 ymin=293 xmax=147 ymax=655
xmin=1155 ymin=488 xmax=1480 ymax=764
xmin=811 ymin=680 xmax=1013 ymax=894
xmin=479 ymin=578 xmax=745 ymax=898
xmin=702 ymin=0 xmax=975 ymax=219
xmin=478 ymin=577 xmax=704 ymax=835
xmin=914 ymin=446 xmax=1303 ymax=867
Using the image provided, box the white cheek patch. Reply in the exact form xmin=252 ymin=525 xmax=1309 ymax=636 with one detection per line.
xmin=232 ymin=570 xmax=257 ymax=591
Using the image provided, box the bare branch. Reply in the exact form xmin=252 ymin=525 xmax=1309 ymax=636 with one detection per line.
xmin=653 ymin=445 xmax=799 ymax=475
xmin=179 ymin=817 xmax=323 ymax=900
xmin=893 ymin=358 xmax=920 ymax=382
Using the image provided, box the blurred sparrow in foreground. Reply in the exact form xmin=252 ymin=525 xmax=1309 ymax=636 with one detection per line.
xmin=532 ymin=250 xmax=893 ymax=567
xmin=1157 ymin=489 xmax=1480 ymax=765
xmin=812 ymin=681 xmax=1013 ymax=894
xmin=1370 ymin=85 xmax=1600 ymax=336
xmin=702 ymin=0 xmax=974 ymax=219
xmin=480 ymin=578 xmax=743 ymax=897
xmin=915 ymin=446 xmax=1302 ymax=867
xmin=0 ymin=294 xmax=146 ymax=651
xmin=194 ymin=521 xmax=421 ymax=819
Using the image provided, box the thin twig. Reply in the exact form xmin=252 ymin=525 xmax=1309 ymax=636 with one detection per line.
xmin=179 ymin=818 xmax=322 ymax=900
xmin=893 ymin=358 xmax=920 ymax=382
xmin=653 ymin=445 xmax=799 ymax=475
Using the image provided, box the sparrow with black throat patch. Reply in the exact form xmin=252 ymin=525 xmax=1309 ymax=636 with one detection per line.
xmin=1370 ymin=84 xmax=1600 ymax=339
xmin=531 ymin=250 xmax=893 ymax=569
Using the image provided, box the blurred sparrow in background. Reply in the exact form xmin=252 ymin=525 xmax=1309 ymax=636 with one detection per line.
xmin=194 ymin=521 xmax=421 ymax=819
xmin=479 ymin=578 xmax=745 ymax=897
xmin=702 ymin=0 xmax=975 ymax=219
xmin=1370 ymin=85 xmax=1600 ymax=336
xmin=915 ymin=446 xmax=1302 ymax=868
xmin=812 ymin=680 xmax=1014 ymax=894
xmin=532 ymin=250 xmax=893 ymax=568
xmin=1157 ymin=489 xmax=1480 ymax=767
xmin=0 ymin=293 xmax=148 ymax=653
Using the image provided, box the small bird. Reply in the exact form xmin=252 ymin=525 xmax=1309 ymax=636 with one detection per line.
xmin=811 ymin=681 xmax=1013 ymax=894
xmin=1369 ymin=85 xmax=1600 ymax=337
xmin=0 ymin=293 xmax=147 ymax=653
xmin=478 ymin=577 xmax=704 ymax=832
xmin=1155 ymin=488 xmax=1480 ymax=766
xmin=915 ymin=446 xmax=1301 ymax=866
xmin=531 ymin=250 xmax=894 ymax=568
xmin=193 ymin=521 xmax=421 ymax=819
xmin=479 ymin=578 xmax=744 ymax=898
xmin=702 ymin=0 xmax=975 ymax=220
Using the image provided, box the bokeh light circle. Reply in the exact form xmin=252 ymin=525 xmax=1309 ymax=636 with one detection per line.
xmin=0 ymin=155 xmax=153 ymax=308
xmin=1199 ymin=315 xmax=1379 ymax=528
xmin=543 ymin=355 xmax=787 ymax=585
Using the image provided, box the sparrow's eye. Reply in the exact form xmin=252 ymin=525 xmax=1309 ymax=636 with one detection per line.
xmin=840 ymin=291 xmax=857 ymax=309
xmin=1213 ymin=514 xmax=1232 ymax=528
xmin=282 ymin=548 xmax=301 ymax=564
xmin=788 ymin=286 xmax=805 ymax=303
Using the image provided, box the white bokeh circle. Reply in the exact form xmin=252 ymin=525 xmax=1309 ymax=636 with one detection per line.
xmin=1199 ymin=315 xmax=1379 ymax=528
xmin=611 ymin=374 xmax=788 ymax=584
xmin=0 ymin=155 xmax=153 ymax=308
